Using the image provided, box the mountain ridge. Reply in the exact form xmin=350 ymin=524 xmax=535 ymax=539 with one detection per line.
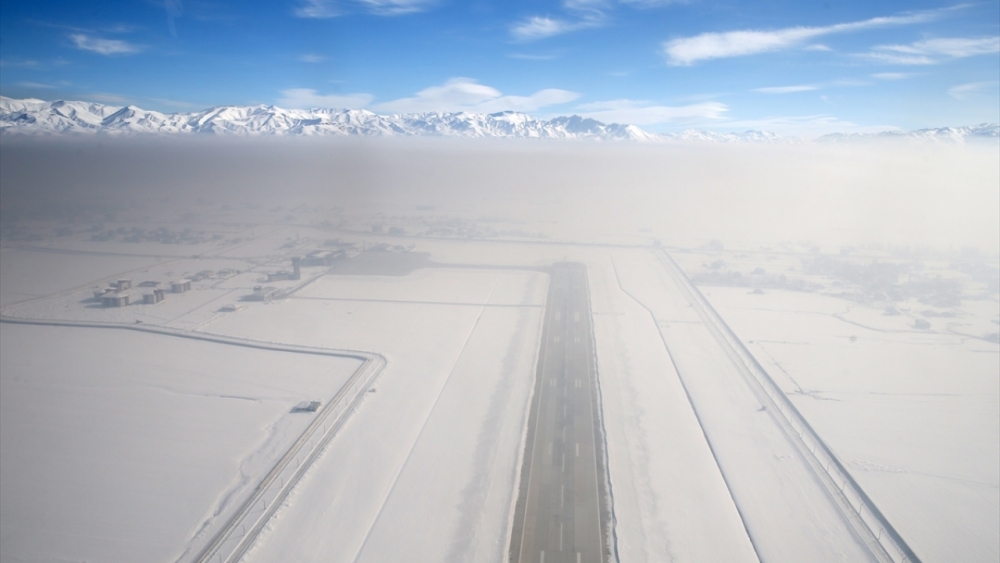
xmin=2 ymin=97 xmax=997 ymax=143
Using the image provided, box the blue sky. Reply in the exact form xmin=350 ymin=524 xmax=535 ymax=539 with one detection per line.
xmin=1 ymin=0 xmax=997 ymax=134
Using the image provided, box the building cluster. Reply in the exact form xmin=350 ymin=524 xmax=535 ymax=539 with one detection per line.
xmin=93 ymin=276 xmax=192 ymax=308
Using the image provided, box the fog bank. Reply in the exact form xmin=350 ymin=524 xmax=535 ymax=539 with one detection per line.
xmin=2 ymin=137 xmax=997 ymax=253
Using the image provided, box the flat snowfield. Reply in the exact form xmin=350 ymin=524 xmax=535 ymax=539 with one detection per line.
xmin=588 ymin=254 xmax=759 ymax=563
xmin=0 ymin=324 xmax=361 ymax=563
xmin=202 ymin=267 xmax=548 ymax=562
xmin=704 ymin=286 xmax=1000 ymax=563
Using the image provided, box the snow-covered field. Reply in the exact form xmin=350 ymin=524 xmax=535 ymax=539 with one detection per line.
xmin=201 ymin=267 xmax=548 ymax=562
xmin=588 ymin=253 xmax=759 ymax=563
xmin=0 ymin=323 xmax=361 ymax=563
xmin=702 ymin=285 xmax=1000 ymax=563
xmin=3 ymin=224 xmax=997 ymax=563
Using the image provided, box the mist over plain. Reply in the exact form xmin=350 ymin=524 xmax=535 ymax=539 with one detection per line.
xmin=2 ymin=137 xmax=997 ymax=254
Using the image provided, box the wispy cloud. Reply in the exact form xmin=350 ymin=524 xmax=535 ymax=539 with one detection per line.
xmin=70 ymin=34 xmax=144 ymax=55
xmin=295 ymin=0 xmax=340 ymax=18
xmin=277 ymin=88 xmax=374 ymax=109
xmin=510 ymin=16 xmax=594 ymax=41
xmin=510 ymin=0 xmax=608 ymax=41
xmin=147 ymin=97 xmax=201 ymax=109
xmin=574 ymin=99 xmax=728 ymax=125
xmin=164 ymin=0 xmax=183 ymax=36
xmin=866 ymin=36 xmax=999 ymax=65
xmin=507 ymin=52 xmax=560 ymax=61
xmin=0 ymin=59 xmax=41 ymax=68
xmin=373 ymin=78 xmax=579 ymax=114
xmin=357 ymin=0 xmax=436 ymax=15
xmin=16 ymin=81 xmax=57 ymax=89
xmin=619 ymin=0 xmax=685 ymax=7
xmin=871 ymin=72 xmax=911 ymax=80
xmin=754 ymin=84 xmax=818 ymax=94
xmin=716 ymin=114 xmax=895 ymax=138
xmin=294 ymin=0 xmax=435 ymax=18
xmin=662 ymin=7 xmax=954 ymax=65
xmin=298 ymin=53 xmax=327 ymax=63
xmin=84 ymin=92 xmax=134 ymax=105
xmin=947 ymin=81 xmax=999 ymax=100
xmin=105 ymin=23 xmax=143 ymax=34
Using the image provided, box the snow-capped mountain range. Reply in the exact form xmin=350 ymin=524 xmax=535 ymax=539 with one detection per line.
xmin=1 ymin=97 xmax=997 ymax=143
xmin=815 ymin=124 xmax=999 ymax=143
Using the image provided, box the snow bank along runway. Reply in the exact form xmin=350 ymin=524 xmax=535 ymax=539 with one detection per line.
xmin=509 ymin=263 xmax=612 ymax=563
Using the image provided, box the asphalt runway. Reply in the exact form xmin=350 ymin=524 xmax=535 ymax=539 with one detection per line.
xmin=510 ymin=263 xmax=610 ymax=563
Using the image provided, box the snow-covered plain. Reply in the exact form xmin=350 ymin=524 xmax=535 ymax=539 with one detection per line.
xmin=201 ymin=267 xmax=548 ymax=562
xmin=702 ymin=285 xmax=999 ymax=563
xmin=0 ymin=323 xmax=360 ymax=563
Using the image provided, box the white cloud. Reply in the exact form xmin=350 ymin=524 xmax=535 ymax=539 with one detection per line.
xmin=867 ymin=36 xmax=999 ymax=65
xmin=871 ymin=72 xmax=910 ymax=80
xmin=507 ymin=52 xmax=560 ymax=60
xmin=511 ymin=17 xmax=579 ymax=41
xmin=716 ymin=114 xmax=895 ymax=138
xmin=70 ymin=34 xmax=143 ymax=55
xmin=16 ymin=81 xmax=56 ymax=89
xmin=619 ymin=0 xmax=685 ymax=7
xmin=805 ymin=44 xmax=832 ymax=52
xmin=298 ymin=53 xmax=327 ymax=63
xmin=662 ymin=7 xmax=948 ymax=65
xmin=294 ymin=0 xmax=339 ymax=18
xmin=947 ymin=81 xmax=999 ymax=100
xmin=357 ymin=0 xmax=436 ymax=15
xmin=294 ymin=0 xmax=435 ymax=17
xmin=277 ymin=88 xmax=374 ymax=109
xmin=373 ymin=78 xmax=579 ymax=114
xmin=148 ymin=97 xmax=201 ymax=109
xmin=574 ymin=99 xmax=728 ymax=125
xmin=754 ymin=85 xmax=818 ymax=94
xmin=84 ymin=92 xmax=134 ymax=105
xmin=510 ymin=0 xmax=607 ymax=41
xmin=164 ymin=0 xmax=183 ymax=36
xmin=0 ymin=59 xmax=40 ymax=68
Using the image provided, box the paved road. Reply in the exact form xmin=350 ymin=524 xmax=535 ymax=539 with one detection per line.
xmin=510 ymin=263 xmax=610 ymax=563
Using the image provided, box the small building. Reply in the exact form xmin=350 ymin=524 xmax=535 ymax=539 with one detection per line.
xmin=292 ymin=257 xmax=301 ymax=280
xmin=93 ymin=287 xmax=115 ymax=299
xmin=291 ymin=400 xmax=321 ymax=413
xmin=244 ymin=286 xmax=279 ymax=302
xmin=219 ymin=303 xmax=246 ymax=312
xmin=102 ymin=292 xmax=131 ymax=307
xmin=190 ymin=270 xmax=215 ymax=281
xmin=143 ymin=289 xmax=166 ymax=305
xmin=301 ymin=250 xmax=344 ymax=267
xmin=138 ymin=280 xmax=161 ymax=288
xmin=267 ymin=271 xmax=294 ymax=282
xmin=171 ymin=280 xmax=191 ymax=293
xmin=116 ymin=279 xmax=132 ymax=291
